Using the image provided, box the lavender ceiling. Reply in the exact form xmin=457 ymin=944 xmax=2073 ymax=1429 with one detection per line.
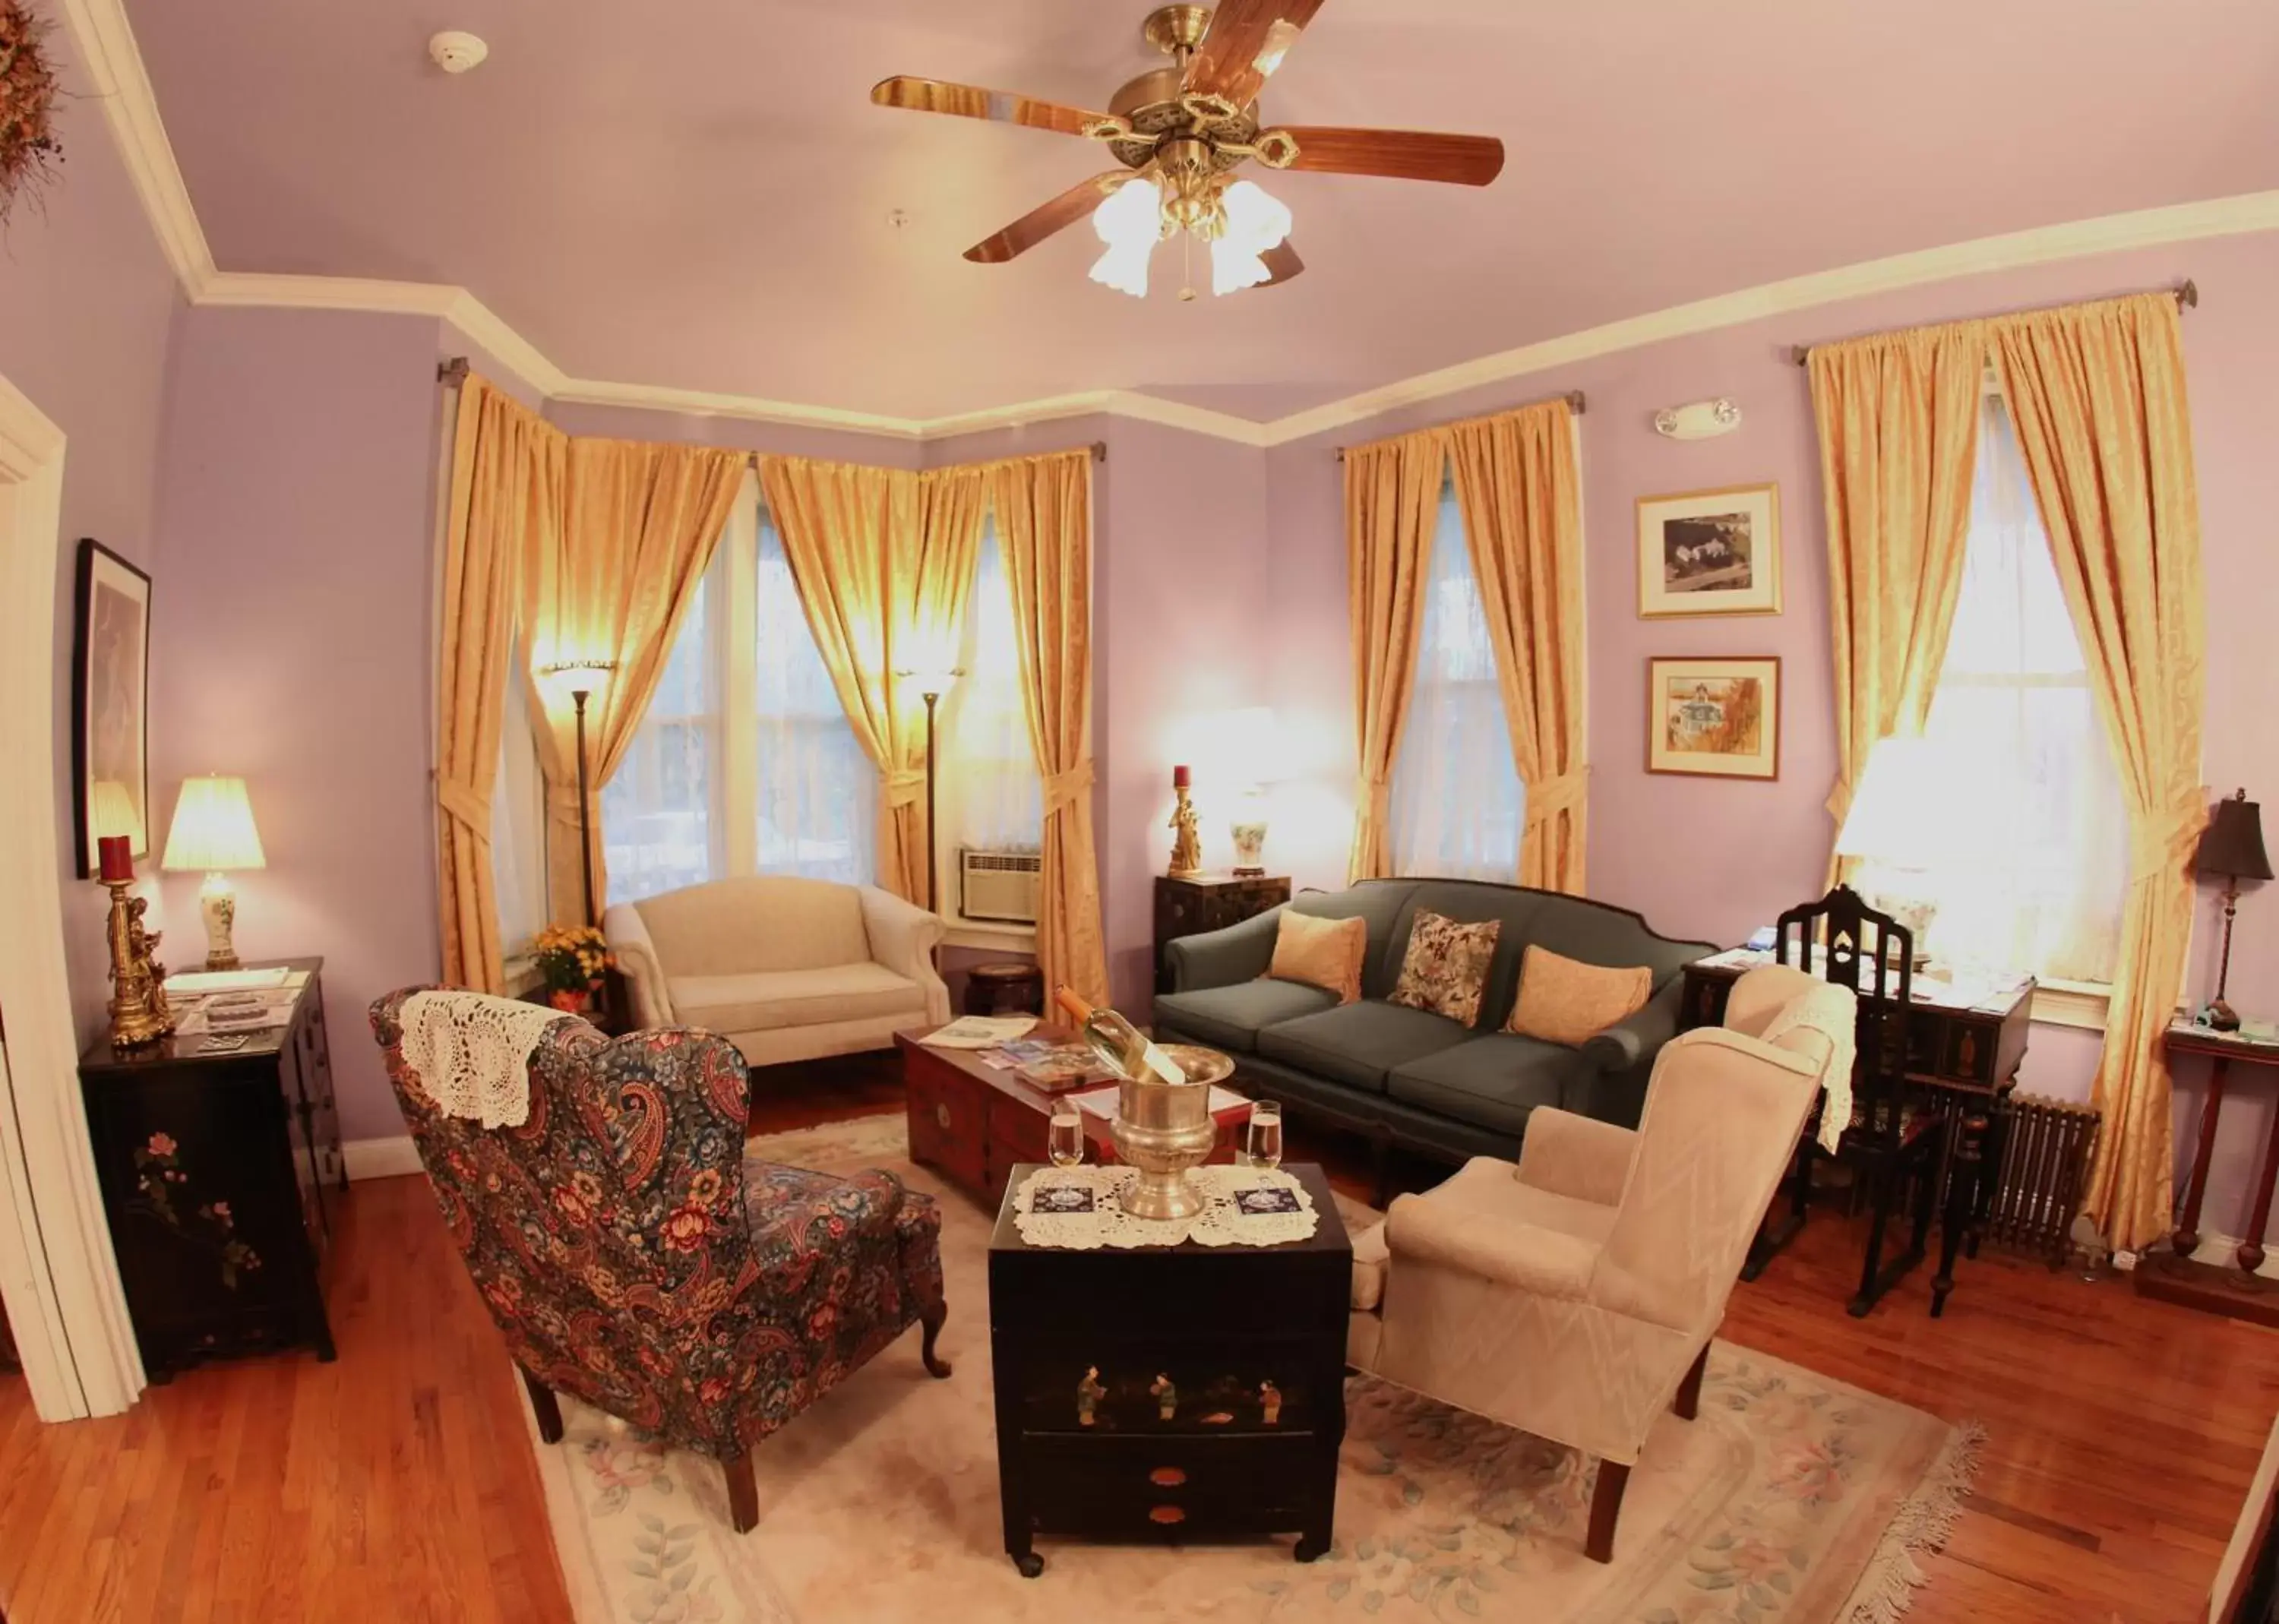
xmin=128 ymin=0 xmax=2279 ymax=422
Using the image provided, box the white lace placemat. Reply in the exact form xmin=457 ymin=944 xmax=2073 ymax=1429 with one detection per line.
xmin=1011 ymin=1164 xmax=1319 ymax=1250
xmin=398 ymin=990 xmax=572 ymax=1130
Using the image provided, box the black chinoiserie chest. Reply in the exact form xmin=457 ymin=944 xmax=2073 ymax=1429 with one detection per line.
xmin=78 ymin=958 xmax=344 ymax=1380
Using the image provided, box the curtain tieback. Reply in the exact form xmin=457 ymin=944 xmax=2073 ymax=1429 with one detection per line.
xmin=435 ymin=778 xmax=493 ymax=839
xmin=1522 ymin=767 xmax=1589 ymax=827
xmin=2129 ymin=794 xmax=2210 ymax=883
xmin=883 ymin=768 xmax=929 ymax=808
xmin=1044 ymin=761 xmax=1095 ymax=816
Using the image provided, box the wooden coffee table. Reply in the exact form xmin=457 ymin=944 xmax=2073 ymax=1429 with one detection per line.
xmin=896 ymin=1025 xmax=1253 ymax=1211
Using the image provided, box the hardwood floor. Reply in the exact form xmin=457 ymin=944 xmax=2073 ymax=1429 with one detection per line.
xmin=3 ymin=1063 xmax=2272 ymax=1622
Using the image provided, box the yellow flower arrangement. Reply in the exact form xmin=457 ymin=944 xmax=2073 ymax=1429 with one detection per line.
xmin=533 ymin=923 xmax=613 ymax=997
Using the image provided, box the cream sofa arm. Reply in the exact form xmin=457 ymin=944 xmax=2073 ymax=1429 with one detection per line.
xmin=858 ymin=886 xmax=950 ymax=1023
xmin=1515 ymin=1111 xmax=1638 ymax=1209
xmin=602 ymin=902 xmax=673 ymax=1028
xmin=1383 ymin=1194 xmax=1599 ymax=1301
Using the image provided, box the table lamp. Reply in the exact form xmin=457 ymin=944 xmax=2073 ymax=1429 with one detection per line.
xmin=1221 ymin=706 xmax=1278 ymax=877
xmin=163 ymin=775 xmax=267 ymax=970
xmin=2195 ymin=788 xmax=2271 ymax=1032
xmin=1832 ymin=737 xmax=1954 ymax=960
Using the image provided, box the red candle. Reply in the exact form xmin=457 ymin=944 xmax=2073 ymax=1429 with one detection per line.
xmin=1172 ymin=764 xmax=1191 ymax=788
xmin=97 ymin=835 xmax=133 ymax=883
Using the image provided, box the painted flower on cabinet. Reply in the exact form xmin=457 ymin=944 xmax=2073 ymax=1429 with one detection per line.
xmin=131 ymin=1131 xmax=261 ymax=1288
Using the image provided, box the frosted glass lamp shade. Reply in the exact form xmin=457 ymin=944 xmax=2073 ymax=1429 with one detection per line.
xmin=163 ymin=776 xmax=267 ymax=873
xmin=1833 ymin=738 xmax=1951 ymax=872
xmin=89 ymin=778 xmax=146 ymax=849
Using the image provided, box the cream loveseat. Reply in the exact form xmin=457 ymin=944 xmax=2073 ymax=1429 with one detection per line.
xmin=602 ymin=877 xmax=950 ymax=1068
xmin=1345 ymin=964 xmax=1847 ymax=1562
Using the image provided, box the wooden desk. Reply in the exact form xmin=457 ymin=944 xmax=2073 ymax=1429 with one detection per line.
xmin=2138 ymin=1025 xmax=2279 ymax=1327
xmin=1680 ymin=956 xmax=2034 ymax=1316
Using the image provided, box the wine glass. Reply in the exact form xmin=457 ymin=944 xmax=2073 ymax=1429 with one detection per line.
xmin=1246 ymin=1101 xmax=1284 ymax=1172
xmin=1048 ymin=1104 xmax=1085 ymax=1170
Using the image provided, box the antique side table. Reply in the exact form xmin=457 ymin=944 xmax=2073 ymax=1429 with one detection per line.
xmin=987 ymin=1161 xmax=1350 ymax=1575
xmin=1155 ymin=874 xmax=1291 ymax=995
xmin=2136 ymin=1025 xmax=2279 ymax=1326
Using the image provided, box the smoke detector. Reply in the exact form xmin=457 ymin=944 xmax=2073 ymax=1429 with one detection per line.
xmin=429 ymin=31 xmax=489 ymax=74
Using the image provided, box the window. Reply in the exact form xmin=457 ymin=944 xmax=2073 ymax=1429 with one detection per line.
xmin=1911 ymin=390 xmax=2128 ymax=984
xmin=600 ymin=554 xmax=723 ymax=904
xmin=935 ymin=522 xmax=1044 ymax=919
xmin=1389 ymin=476 xmax=1526 ymax=880
xmin=754 ymin=511 xmax=877 ymax=882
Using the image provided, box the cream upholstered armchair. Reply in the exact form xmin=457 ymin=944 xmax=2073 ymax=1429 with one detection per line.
xmin=1346 ymin=964 xmax=1846 ymax=1563
xmin=603 ymin=875 xmax=950 ymax=1068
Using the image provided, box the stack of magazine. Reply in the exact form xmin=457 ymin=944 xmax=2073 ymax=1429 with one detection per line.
xmin=984 ymin=1038 xmax=1114 ymax=1092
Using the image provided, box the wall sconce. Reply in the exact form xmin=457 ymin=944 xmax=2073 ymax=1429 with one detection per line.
xmin=1653 ymin=399 xmax=1743 ymax=441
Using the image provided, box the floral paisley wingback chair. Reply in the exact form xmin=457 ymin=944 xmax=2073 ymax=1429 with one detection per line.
xmin=370 ymin=989 xmax=950 ymax=1532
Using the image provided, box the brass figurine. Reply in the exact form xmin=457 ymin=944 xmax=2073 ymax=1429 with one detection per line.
xmin=1260 ymin=1379 xmax=1282 ymax=1426
xmin=1150 ymin=1373 xmax=1177 ymax=1421
xmin=104 ymin=880 xmax=175 ymax=1048
xmin=1168 ymin=783 xmax=1203 ymax=879
xmin=1076 ymin=1366 xmax=1106 ymax=1427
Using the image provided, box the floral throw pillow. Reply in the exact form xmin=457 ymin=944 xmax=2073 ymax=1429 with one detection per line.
xmin=1387 ymin=908 xmax=1503 ymax=1025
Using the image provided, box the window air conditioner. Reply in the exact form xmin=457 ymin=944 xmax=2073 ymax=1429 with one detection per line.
xmin=959 ymin=848 xmax=1041 ymax=925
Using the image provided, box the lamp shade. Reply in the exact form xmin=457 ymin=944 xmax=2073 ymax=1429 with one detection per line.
xmin=896 ymin=667 xmax=962 ymax=697
xmin=2198 ymin=789 xmax=2274 ymax=881
xmin=89 ymin=777 xmax=147 ymax=849
xmin=1834 ymin=737 xmax=1956 ymax=871
xmin=539 ymin=659 xmax=617 ymax=702
xmin=163 ymin=776 xmax=267 ymax=873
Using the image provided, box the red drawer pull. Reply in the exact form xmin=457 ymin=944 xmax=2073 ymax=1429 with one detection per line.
xmin=1148 ymin=1467 xmax=1186 ymax=1487
xmin=1148 ymin=1505 xmax=1185 ymax=1524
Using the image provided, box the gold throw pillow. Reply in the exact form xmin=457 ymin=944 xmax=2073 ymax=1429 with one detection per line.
xmin=1387 ymin=909 xmax=1502 ymax=1026
xmin=1505 ymin=946 xmax=1652 ymax=1047
xmin=1262 ymin=911 xmax=1367 ymax=1004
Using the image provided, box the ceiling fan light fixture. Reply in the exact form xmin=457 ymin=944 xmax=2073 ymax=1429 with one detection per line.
xmin=1089 ymin=173 xmax=1163 ymax=297
xmin=1210 ymin=179 xmax=1292 ymax=295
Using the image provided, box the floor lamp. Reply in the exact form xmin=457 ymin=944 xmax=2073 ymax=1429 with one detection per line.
xmin=898 ymin=668 xmax=961 ymax=915
xmin=542 ymin=659 xmax=618 ymax=928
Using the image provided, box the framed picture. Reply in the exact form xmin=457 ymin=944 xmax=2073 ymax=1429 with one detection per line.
xmin=71 ymin=539 xmax=153 ymax=877
xmin=1646 ymin=656 xmax=1781 ymax=780
xmin=1636 ymin=483 xmax=1781 ymax=618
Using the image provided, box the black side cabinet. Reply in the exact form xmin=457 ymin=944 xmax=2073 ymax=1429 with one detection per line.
xmin=79 ymin=957 xmax=344 ymax=1381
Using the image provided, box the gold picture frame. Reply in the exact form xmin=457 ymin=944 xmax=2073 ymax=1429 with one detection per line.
xmin=1636 ymin=482 xmax=1781 ymax=618
xmin=1646 ymin=656 xmax=1781 ymax=780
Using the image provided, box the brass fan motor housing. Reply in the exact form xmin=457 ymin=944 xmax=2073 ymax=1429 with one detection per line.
xmin=1105 ymin=65 xmax=1261 ymax=175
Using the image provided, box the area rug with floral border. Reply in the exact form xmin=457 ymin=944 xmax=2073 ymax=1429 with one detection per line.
xmin=523 ymin=1114 xmax=1981 ymax=1624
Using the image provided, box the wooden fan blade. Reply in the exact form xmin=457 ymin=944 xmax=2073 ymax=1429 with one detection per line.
xmin=1275 ymin=126 xmax=1504 ymax=185
xmin=871 ymin=76 xmax=1114 ymax=138
xmin=1183 ymin=0 xmax=1329 ymax=109
xmin=1260 ymin=241 xmax=1304 ymax=286
xmin=964 ymin=172 xmax=1130 ymax=264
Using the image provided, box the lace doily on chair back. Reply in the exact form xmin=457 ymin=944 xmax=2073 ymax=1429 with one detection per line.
xmin=397 ymin=991 xmax=573 ymax=1130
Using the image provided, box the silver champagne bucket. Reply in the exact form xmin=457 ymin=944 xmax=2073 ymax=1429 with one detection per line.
xmin=1070 ymin=1002 xmax=1232 ymax=1220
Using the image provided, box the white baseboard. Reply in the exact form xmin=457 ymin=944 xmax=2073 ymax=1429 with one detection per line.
xmin=343 ymin=1136 xmax=423 ymax=1181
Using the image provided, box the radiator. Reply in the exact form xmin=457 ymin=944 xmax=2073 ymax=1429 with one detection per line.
xmin=959 ymin=848 xmax=1041 ymax=924
xmin=1981 ymin=1092 xmax=2102 ymax=1266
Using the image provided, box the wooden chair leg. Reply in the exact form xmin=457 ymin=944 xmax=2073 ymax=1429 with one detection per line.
xmin=725 ymin=1451 xmax=759 ymax=1534
xmin=520 ymin=1370 xmax=564 ymax=1445
xmin=919 ymin=1302 xmax=953 ymax=1379
xmin=1673 ymin=1344 xmax=1709 ymax=1421
xmin=1585 ymin=1459 xmax=1631 ymax=1564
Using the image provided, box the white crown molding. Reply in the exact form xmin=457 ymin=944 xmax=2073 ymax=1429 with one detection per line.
xmin=62 ymin=0 xmax=2279 ymax=453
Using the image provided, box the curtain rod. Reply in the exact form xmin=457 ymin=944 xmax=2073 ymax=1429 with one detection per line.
xmin=1335 ymin=390 xmax=1585 ymax=462
xmin=438 ymin=355 xmax=470 ymax=386
xmin=1787 ymin=279 xmax=2198 ymax=367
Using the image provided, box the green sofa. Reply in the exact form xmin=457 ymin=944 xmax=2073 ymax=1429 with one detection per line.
xmin=1155 ymin=878 xmax=1714 ymax=1169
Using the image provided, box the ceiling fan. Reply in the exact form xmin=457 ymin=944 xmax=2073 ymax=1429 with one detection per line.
xmin=871 ymin=2 xmax=1504 ymax=299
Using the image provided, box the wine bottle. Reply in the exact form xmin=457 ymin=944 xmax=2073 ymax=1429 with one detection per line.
xmin=1054 ymin=987 xmax=1187 ymax=1087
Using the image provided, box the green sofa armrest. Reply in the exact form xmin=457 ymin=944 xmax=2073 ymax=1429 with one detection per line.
xmin=1166 ymin=906 xmax=1286 ymax=993
xmin=1569 ymin=978 xmax=1687 ymax=1126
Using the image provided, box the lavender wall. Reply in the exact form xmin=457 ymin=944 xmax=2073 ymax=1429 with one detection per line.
xmin=1265 ymin=229 xmax=2279 ymax=1243
xmin=150 ymin=306 xmax=448 ymax=1142
xmin=0 ymin=33 xmax=184 ymax=1048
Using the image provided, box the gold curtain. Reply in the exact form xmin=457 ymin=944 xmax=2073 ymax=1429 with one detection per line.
xmin=990 ymin=450 xmax=1108 ymax=1006
xmin=523 ymin=438 xmax=746 ymax=921
xmin=1990 ymin=292 xmax=2207 ymax=1253
xmin=1344 ymin=434 xmax=1443 ymax=882
xmin=1446 ymin=401 xmax=1588 ymax=893
xmin=437 ymin=378 xmax=564 ymax=989
xmin=1807 ymin=320 xmax=1985 ymax=876
xmin=756 ymin=458 xmax=988 ymax=902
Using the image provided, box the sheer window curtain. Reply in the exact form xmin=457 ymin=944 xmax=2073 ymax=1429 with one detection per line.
xmin=600 ymin=551 xmax=723 ymax=905
xmin=489 ymin=632 xmax=550 ymax=953
xmin=937 ymin=520 xmax=1045 ymax=913
xmin=755 ymin=506 xmax=877 ymax=883
xmin=1389 ymin=476 xmax=1527 ymax=880
xmin=1914 ymin=390 xmax=2129 ymax=983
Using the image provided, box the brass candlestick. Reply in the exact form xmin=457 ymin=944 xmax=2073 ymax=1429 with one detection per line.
xmin=104 ymin=880 xmax=174 ymax=1048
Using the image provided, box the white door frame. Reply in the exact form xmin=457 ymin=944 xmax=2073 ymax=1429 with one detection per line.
xmin=0 ymin=371 xmax=145 ymax=1419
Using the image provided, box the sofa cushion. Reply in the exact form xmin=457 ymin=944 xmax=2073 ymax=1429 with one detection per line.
xmin=1154 ymin=979 xmax=1339 ymax=1054
xmin=672 ymin=962 xmax=928 ymax=1035
xmin=1265 ymin=911 xmax=1367 ymax=1003
xmin=1388 ymin=909 xmax=1504 ymax=1025
xmin=637 ymin=877 xmax=870 ymax=978
xmin=1387 ymin=1034 xmax=1593 ymax=1139
xmin=1505 ymin=946 xmax=1653 ymax=1045
xmin=1256 ymin=1000 xmax=1473 ymax=1095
